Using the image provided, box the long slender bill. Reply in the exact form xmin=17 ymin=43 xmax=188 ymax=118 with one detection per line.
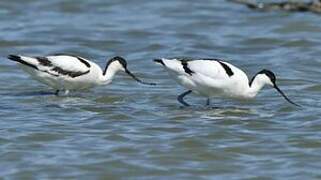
xmin=125 ymin=69 xmax=156 ymax=86
xmin=274 ymin=84 xmax=300 ymax=107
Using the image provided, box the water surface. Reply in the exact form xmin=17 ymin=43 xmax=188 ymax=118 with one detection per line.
xmin=0 ymin=0 xmax=321 ymax=179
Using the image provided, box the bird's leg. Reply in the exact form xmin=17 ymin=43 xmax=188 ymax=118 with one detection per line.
xmin=206 ymin=98 xmax=210 ymax=106
xmin=177 ymin=90 xmax=192 ymax=106
xmin=55 ymin=90 xmax=60 ymax=96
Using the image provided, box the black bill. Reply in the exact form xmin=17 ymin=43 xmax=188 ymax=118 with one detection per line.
xmin=125 ymin=69 xmax=156 ymax=86
xmin=274 ymin=84 xmax=300 ymax=107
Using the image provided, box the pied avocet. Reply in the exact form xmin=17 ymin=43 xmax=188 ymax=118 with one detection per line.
xmin=154 ymin=57 xmax=299 ymax=107
xmin=8 ymin=54 xmax=155 ymax=95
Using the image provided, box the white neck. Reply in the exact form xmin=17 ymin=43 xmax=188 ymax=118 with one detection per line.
xmin=245 ymin=73 xmax=272 ymax=98
xmin=246 ymin=77 xmax=266 ymax=98
xmin=99 ymin=62 xmax=124 ymax=84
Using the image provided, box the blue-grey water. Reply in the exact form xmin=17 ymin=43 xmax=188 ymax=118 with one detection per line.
xmin=0 ymin=0 xmax=321 ymax=179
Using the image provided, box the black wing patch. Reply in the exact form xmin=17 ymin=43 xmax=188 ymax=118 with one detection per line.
xmin=174 ymin=57 xmax=234 ymax=77
xmin=75 ymin=56 xmax=91 ymax=68
xmin=35 ymin=56 xmax=52 ymax=66
xmin=181 ymin=61 xmax=194 ymax=75
xmin=51 ymin=67 xmax=90 ymax=78
xmin=35 ymin=56 xmax=90 ymax=78
xmin=218 ymin=61 xmax=234 ymax=77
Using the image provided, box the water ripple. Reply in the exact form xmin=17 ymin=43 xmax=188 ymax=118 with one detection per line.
xmin=0 ymin=0 xmax=320 ymax=179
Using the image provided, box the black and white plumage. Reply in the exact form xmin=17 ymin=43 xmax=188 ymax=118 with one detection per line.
xmin=154 ymin=58 xmax=299 ymax=107
xmin=7 ymin=54 xmax=155 ymax=94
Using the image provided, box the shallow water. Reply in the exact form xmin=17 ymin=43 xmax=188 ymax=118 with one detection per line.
xmin=0 ymin=0 xmax=321 ymax=179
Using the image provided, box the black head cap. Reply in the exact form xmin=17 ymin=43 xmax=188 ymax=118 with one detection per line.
xmin=104 ymin=56 xmax=156 ymax=86
xmin=103 ymin=56 xmax=127 ymax=75
xmin=256 ymin=69 xmax=300 ymax=107
xmin=109 ymin=56 xmax=127 ymax=68
xmin=257 ymin=69 xmax=276 ymax=85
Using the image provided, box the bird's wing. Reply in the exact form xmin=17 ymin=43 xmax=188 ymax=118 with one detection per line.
xmin=12 ymin=54 xmax=92 ymax=78
xmin=161 ymin=58 xmax=234 ymax=80
xmin=44 ymin=55 xmax=91 ymax=76
xmin=187 ymin=59 xmax=235 ymax=80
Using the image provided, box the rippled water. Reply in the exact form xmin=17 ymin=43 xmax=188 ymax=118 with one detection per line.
xmin=0 ymin=0 xmax=321 ymax=179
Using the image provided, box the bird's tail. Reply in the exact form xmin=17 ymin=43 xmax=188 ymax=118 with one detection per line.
xmin=153 ymin=58 xmax=185 ymax=75
xmin=8 ymin=54 xmax=22 ymax=62
xmin=7 ymin=54 xmax=38 ymax=70
xmin=153 ymin=59 xmax=165 ymax=66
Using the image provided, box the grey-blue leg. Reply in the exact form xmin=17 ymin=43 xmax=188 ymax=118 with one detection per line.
xmin=55 ymin=90 xmax=60 ymax=96
xmin=206 ymin=98 xmax=210 ymax=106
xmin=177 ymin=90 xmax=192 ymax=106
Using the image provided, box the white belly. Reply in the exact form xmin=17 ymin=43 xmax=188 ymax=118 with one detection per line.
xmin=20 ymin=65 xmax=98 ymax=91
xmin=172 ymin=72 xmax=250 ymax=99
